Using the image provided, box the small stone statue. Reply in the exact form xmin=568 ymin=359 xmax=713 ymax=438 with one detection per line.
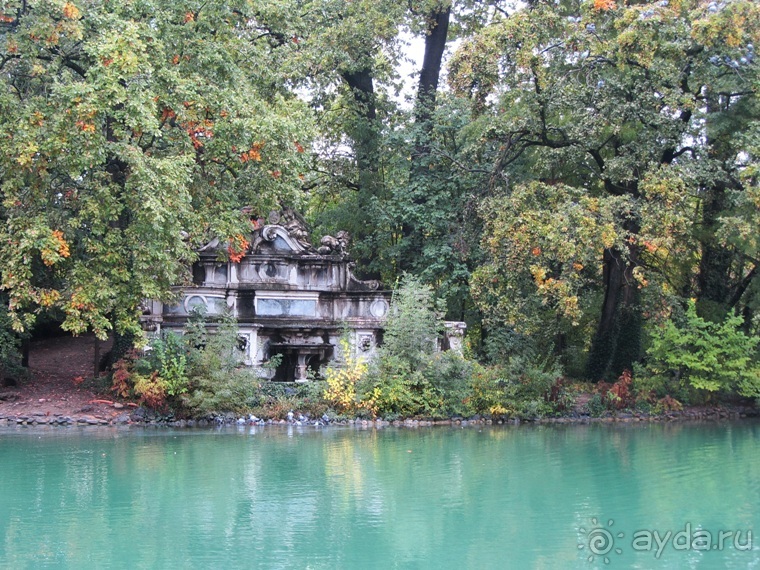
xmin=317 ymin=231 xmax=350 ymax=255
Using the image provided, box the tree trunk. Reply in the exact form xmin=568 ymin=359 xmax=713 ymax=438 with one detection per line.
xmin=413 ymin=5 xmax=451 ymax=143
xmin=399 ymin=5 xmax=452 ymax=271
xmin=341 ymin=67 xmax=379 ymax=196
xmin=586 ymin=242 xmax=642 ymax=381
xmin=103 ymin=329 xmax=135 ymax=370
xmin=696 ymin=182 xmax=733 ymax=322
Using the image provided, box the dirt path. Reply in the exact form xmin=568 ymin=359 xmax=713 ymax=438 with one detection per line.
xmin=0 ymin=334 xmax=124 ymax=421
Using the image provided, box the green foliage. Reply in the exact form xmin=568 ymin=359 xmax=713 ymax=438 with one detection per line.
xmin=456 ymin=354 xmax=566 ymax=419
xmin=178 ymin=312 xmax=261 ymax=415
xmin=0 ymin=301 xmax=26 ymax=382
xmin=456 ymin=0 xmax=760 ymax=377
xmin=645 ymin=300 xmax=760 ymax=398
xmin=355 ymin=275 xmax=448 ymax=417
xmin=0 ymin=0 xmax=314 ymax=340
xmin=422 ymin=351 xmax=476 ymax=417
xmin=473 ymin=183 xmax=629 ymax=332
xmin=141 ymin=332 xmax=188 ymax=396
xmin=111 ymin=351 xmax=169 ymax=410
xmin=381 ymin=275 xmax=443 ymax=369
xmin=586 ymin=394 xmax=606 ymax=418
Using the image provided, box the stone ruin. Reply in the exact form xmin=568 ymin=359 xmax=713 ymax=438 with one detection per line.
xmin=142 ymin=210 xmax=465 ymax=381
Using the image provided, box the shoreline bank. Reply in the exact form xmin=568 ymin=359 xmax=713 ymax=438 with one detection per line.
xmin=2 ymin=403 xmax=757 ymax=429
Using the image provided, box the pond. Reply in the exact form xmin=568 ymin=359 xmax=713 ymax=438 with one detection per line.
xmin=1 ymin=422 xmax=758 ymax=569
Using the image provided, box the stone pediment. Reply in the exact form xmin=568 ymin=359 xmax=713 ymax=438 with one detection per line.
xmin=252 ymin=225 xmax=314 ymax=255
xmin=199 ymin=214 xmax=349 ymax=259
xmin=197 ymin=224 xmax=315 ymax=257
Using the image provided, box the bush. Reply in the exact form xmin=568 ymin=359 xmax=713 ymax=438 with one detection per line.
xmin=0 ymin=302 xmax=26 ymax=383
xmin=111 ymin=350 xmax=170 ymax=410
xmin=467 ymin=365 xmax=510 ymax=416
xmin=587 ymin=393 xmax=606 ymax=417
xmin=141 ymin=331 xmax=189 ymax=396
xmin=502 ymin=354 xmax=563 ymax=402
xmin=465 ymin=355 xmax=565 ymax=419
xmin=355 ymin=276 xmax=451 ymax=418
xmin=323 ymin=338 xmax=367 ymax=414
xmin=644 ymin=300 xmax=760 ymax=399
xmin=422 ymin=351 xmax=476 ymax=417
xmin=360 ymin=355 xmax=441 ymax=418
xmin=381 ymin=275 xmax=443 ymax=369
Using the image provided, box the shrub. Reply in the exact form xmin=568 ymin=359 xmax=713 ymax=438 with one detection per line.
xmin=468 ymin=365 xmax=510 ymax=416
xmin=356 ymin=275 xmax=451 ymax=418
xmin=110 ymin=350 xmax=170 ymax=409
xmin=360 ymin=355 xmax=441 ymax=418
xmin=605 ymin=370 xmax=635 ymax=410
xmin=423 ymin=351 xmax=475 ymax=417
xmin=132 ymin=372 xmax=168 ymax=410
xmin=645 ymin=300 xmax=760 ymax=398
xmin=0 ymin=302 xmax=26 ymax=383
xmin=111 ymin=354 xmax=135 ymax=399
xmin=502 ymin=354 xmax=563 ymax=402
xmin=323 ymin=338 xmax=367 ymax=414
xmin=143 ymin=331 xmax=188 ymax=396
xmin=465 ymin=356 xmax=564 ymax=419
xmin=587 ymin=393 xmax=606 ymax=417
xmin=381 ymin=275 xmax=443 ymax=370
xmin=654 ymin=395 xmax=683 ymax=414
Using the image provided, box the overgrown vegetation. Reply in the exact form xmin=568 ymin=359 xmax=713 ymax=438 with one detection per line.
xmin=322 ymin=277 xmax=574 ymax=420
xmin=105 ymin=280 xmax=575 ymax=420
xmin=639 ymin=301 xmax=760 ymax=403
xmin=1 ymin=0 xmax=758 ymax=415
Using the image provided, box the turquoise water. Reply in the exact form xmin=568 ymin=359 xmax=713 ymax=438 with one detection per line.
xmin=0 ymin=422 xmax=758 ymax=569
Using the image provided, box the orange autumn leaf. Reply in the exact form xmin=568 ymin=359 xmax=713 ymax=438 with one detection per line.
xmin=643 ymin=240 xmax=658 ymax=253
xmin=227 ymin=235 xmax=250 ymax=263
xmin=76 ymin=121 xmax=96 ymax=133
xmin=53 ymin=230 xmax=70 ymax=259
xmin=241 ymin=141 xmax=264 ymax=162
xmin=594 ymin=0 xmax=616 ymax=11
xmin=41 ymin=231 xmax=70 ymax=267
xmin=62 ymin=2 xmax=80 ymax=19
xmin=39 ymin=289 xmax=61 ymax=307
xmin=184 ymin=11 xmax=195 ymax=23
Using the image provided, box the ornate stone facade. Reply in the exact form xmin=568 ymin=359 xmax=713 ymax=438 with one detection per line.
xmin=143 ymin=214 xmax=464 ymax=381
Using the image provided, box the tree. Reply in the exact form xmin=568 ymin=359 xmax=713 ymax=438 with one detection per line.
xmin=0 ymin=0 xmax=313 ymax=342
xmin=450 ymin=0 xmax=760 ymax=378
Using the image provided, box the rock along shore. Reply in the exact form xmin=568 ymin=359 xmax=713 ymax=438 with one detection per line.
xmin=1 ymin=404 xmax=758 ymax=429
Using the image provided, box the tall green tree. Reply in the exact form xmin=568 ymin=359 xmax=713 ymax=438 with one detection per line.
xmin=0 ymin=0 xmax=313 ymax=341
xmin=450 ymin=0 xmax=760 ymax=378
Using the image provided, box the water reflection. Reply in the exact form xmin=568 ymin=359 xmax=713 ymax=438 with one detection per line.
xmin=0 ymin=422 xmax=759 ymax=568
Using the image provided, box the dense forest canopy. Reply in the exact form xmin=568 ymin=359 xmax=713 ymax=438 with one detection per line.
xmin=0 ymin=0 xmax=758 ymax=386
